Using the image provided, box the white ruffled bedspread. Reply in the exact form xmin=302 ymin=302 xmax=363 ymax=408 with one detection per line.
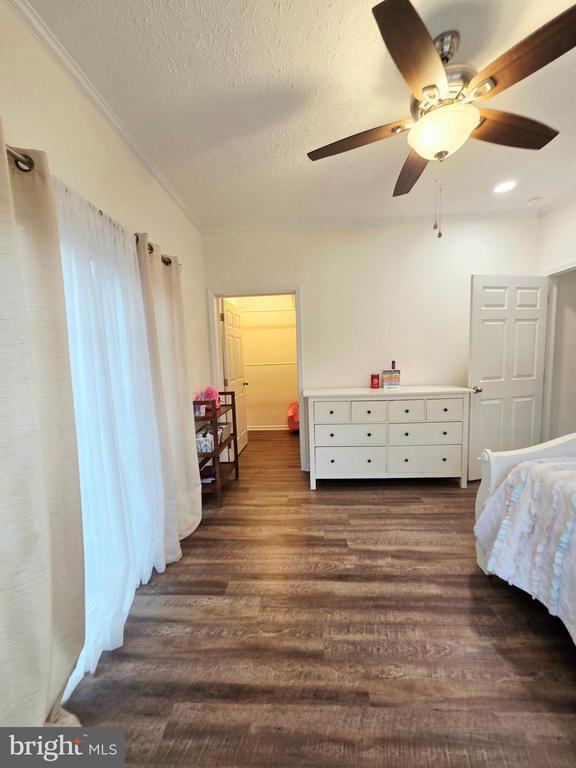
xmin=475 ymin=458 xmax=576 ymax=643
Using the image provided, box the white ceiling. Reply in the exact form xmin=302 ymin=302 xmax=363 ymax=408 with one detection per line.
xmin=24 ymin=0 xmax=576 ymax=228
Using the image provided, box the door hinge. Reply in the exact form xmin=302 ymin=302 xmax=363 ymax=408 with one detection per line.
xmin=219 ymin=312 xmax=225 ymax=322
xmin=224 ymin=377 xmax=229 ymax=387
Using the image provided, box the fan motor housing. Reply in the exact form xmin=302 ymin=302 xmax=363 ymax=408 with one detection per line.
xmin=434 ymin=30 xmax=460 ymax=64
xmin=410 ymin=62 xmax=478 ymax=119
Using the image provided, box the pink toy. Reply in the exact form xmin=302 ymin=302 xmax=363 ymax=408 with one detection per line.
xmin=204 ymin=386 xmax=221 ymax=409
xmin=287 ymin=400 xmax=299 ymax=434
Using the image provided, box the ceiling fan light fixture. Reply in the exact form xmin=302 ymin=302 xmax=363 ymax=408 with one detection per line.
xmin=407 ymin=103 xmax=481 ymax=161
xmin=309 ymin=3 xmax=574 ymax=197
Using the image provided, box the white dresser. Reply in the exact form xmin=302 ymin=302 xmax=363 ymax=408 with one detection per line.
xmin=305 ymin=386 xmax=470 ymax=489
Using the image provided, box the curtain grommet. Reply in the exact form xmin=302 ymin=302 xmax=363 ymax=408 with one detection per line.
xmin=14 ymin=154 xmax=35 ymax=173
xmin=161 ymin=255 xmax=172 ymax=266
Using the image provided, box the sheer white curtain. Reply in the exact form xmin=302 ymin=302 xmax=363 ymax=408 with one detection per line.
xmin=54 ymin=180 xmax=167 ymax=698
xmin=137 ymin=234 xmax=202 ymax=543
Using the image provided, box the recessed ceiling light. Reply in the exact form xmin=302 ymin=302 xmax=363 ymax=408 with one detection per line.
xmin=494 ymin=180 xmax=517 ymax=194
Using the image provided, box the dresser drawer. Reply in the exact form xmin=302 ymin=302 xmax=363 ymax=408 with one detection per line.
xmin=388 ymin=445 xmax=462 ymax=474
xmin=316 ymin=446 xmax=387 ymax=477
xmin=315 ymin=424 xmax=387 ymax=446
xmin=388 ymin=399 xmax=425 ymax=422
xmin=351 ymin=401 xmax=387 ymax=423
xmin=426 ymin=398 xmax=463 ymax=421
xmin=314 ymin=401 xmax=349 ymax=423
xmin=388 ymin=421 xmax=463 ymax=446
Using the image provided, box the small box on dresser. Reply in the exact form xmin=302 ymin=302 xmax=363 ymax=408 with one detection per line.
xmin=305 ymin=386 xmax=470 ymax=490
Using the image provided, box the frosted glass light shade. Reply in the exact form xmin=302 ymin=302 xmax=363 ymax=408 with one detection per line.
xmin=407 ymin=103 xmax=481 ymax=160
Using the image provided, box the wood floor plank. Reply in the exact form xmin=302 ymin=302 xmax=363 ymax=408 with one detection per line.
xmin=67 ymin=430 xmax=576 ymax=767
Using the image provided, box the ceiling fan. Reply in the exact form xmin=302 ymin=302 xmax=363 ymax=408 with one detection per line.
xmin=307 ymin=0 xmax=576 ymax=196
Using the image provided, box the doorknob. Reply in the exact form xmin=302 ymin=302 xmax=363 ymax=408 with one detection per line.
xmin=472 ymin=386 xmax=483 ymax=393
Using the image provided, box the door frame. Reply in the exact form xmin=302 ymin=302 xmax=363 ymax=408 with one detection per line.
xmin=541 ymin=263 xmax=576 ymax=440
xmin=207 ymin=287 xmax=307 ymax=472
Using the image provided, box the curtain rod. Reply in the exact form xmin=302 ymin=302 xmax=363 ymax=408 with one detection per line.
xmin=134 ymin=233 xmax=172 ymax=265
xmin=6 ymin=147 xmax=176 ymax=266
xmin=6 ymin=145 xmax=35 ymax=172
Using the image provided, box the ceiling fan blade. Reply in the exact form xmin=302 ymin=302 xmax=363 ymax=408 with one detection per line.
xmin=472 ymin=109 xmax=559 ymax=149
xmin=393 ymin=149 xmax=428 ymax=196
xmin=372 ymin=0 xmax=448 ymax=100
xmin=468 ymin=5 xmax=576 ymax=100
xmin=308 ymin=119 xmax=411 ymax=160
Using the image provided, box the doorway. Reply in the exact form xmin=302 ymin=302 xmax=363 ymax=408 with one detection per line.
xmin=214 ymin=293 xmax=301 ymax=459
xmin=468 ymin=268 xmax=576 ymax=480
xmin=545 ymin=267 xmax=576 ymax=440
xmin=468 ymin=274 xmax=549 ymax=480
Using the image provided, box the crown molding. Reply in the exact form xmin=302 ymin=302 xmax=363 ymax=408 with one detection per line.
xmin=540 ymin=186 xmax=576 ymax=218
xmin=202 ymin=208 xmax=540 ymax=235
xmin=6 ymin=0 xmax=203 ymax=231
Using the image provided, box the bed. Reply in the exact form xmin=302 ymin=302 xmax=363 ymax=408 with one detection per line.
xmin=475 ymin=433 xmax=576 ymax=644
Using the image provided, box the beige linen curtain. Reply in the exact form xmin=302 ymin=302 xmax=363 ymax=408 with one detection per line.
xmin=136 ymin=234 xmax=202 ymax=552
xmin=0 ymin=123 xmax=84 ymax=725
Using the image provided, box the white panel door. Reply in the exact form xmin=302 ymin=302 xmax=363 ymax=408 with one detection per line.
xmin=468 ymin=275 xmax=548 ymax=480
xmin=222 ymin=299 xmax=248 ymax=452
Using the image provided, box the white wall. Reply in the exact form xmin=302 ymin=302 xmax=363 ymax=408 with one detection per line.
xmin=0 ymin=0 xmax=210 ymax=391
xmin=204 ymin=215 xmax=541 ymax=391
xmin=540 ymin=194 xmax=576 ymax=277
xmin=549 ymin=271 xmax=576 ymax=438
xmin=232 ymin=295 xmax=298 ymax=430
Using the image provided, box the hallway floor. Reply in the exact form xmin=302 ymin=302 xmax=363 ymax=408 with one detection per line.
xmin=68 ymin=431 xmax=576 ymax=767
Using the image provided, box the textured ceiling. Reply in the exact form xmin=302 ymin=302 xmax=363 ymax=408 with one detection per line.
xmin=26 ymin=0 xmax=576 ymax=227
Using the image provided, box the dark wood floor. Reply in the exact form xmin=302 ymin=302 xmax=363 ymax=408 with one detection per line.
xmin=68 ymin=430 xmax=576 ymax=767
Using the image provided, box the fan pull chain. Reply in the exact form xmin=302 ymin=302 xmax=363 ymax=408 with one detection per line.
xmin=434 ymin=152 xmax=446 ymax=239
xmin=438 ymin=181 xmax=443 ymax=239
xmin=432 ymin=174 xmax=443 ymax=237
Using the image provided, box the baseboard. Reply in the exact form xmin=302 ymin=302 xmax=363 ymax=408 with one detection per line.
xmin=248 ymin=425 xmax=290 ymax=432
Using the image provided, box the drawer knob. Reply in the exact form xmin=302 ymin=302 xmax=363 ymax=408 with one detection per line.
xmin=329 ymin=410 xmax=334 ymax=415
xmin=330 ymin=459 xmax=335 ymax=464
xmin=404 ymin=432 xmax=409 ymax=437
xmin=404 ymin=458 xmax=409 ymax=463
xmin=367 ymin=459 xmax=372 ymax=463
xmin=405 ymin=409 xmax=410 ymax=413
xmin=367 ymin=409 xmax=372 ymax=414
xmin=330 ymin=433 xmax=334 ymax=437
xmin=367 ymin=432 xmax=372 ymax=437
xmin=443 ymin=431 xmax=447 ymax=436
xmin=442 ymin=457 xmax=447 ymax=462
xmin=443 ymin=407 xmax=448 ymax=412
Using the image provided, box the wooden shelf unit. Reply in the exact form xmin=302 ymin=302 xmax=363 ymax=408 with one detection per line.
xmin=194 ymin=390 xmax=239 ymax=506
xmin=195 ymin=403 xmax=234 ymax=423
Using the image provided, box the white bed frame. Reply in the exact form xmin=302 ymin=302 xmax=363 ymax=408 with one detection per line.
xmin=476 ymin=433 xmax=576 ymax=572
